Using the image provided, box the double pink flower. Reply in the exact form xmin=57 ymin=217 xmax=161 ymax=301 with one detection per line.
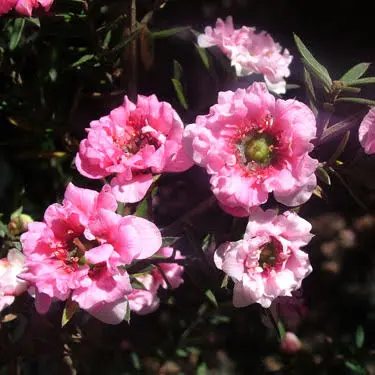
xmin=214 ymin=208 xmax=313 ymax=308
xmin=20 ymin=183 xmax=162 ymax=324
xmin=183 ymin=82 xmax=318 ymax=217
xmin=198 ymin=16 xmax=292 ymax=94
xmin=75 ymin=95 xmax=193 ymax=204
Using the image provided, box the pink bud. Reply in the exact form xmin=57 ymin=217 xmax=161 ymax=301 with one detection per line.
xmin=280 ymin=332 xmax=302 ymax=354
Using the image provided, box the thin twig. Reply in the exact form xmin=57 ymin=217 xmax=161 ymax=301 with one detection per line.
xmin=161 ymin=196 xmax=217 ymax=236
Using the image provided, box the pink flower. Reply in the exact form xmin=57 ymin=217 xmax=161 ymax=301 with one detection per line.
xmin=280 ymin=332 xmax=302 ymax=354
xmin=183 ymin=82 xmax=318 ymax=217
xmin=198 ymin=16 xmax=293 ymax=94
xmin=0 ymin=0 xmax=54 ymax=16
xmin=75 ymin=95 xmax=193 ymax=203
xmin=359 ymin=107 xmax=375 ymax=154
xmin=214 ymin=208 xmax=313 ymax=308
xmin=0 ymin=249 xmax=29 ymax=312
xmin=20 ymin=183 xmax=162 ymax=324
xmin=128 ymin=274 xmax=160 ymax=315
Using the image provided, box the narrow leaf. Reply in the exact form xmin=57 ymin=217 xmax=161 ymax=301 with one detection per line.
xmin=135 ymin=198 xmax=148 ymax=218
xmin=339 ymin=62 xmax=371 ymax=82
xmin=173 ymin=59 xmax=183 ymax=80
xmin=277 ymin=321 xmax=286 ymax=338
xmin=329 ymin=131 xmax=350 ymax=164
xmin=124 ymin=300 xmax=131 ymax=323
xmin=205 ymin=289 xmax=218 ymax=307
xmin=344 ymin=77 xmax=375 ymax=86
xmin=221 ymin=275 xmax=229 ymax=289
xmin=162 ymin=236 xmax=180 ymax=246
xmin=316 ymin=166 xmax=331 ymax=186
xmin=294 ymin=34 xmax=332 ymax=90
xmin=355 ymin=325 xmax=365 ymax=348
xmin=171 ymin=78 xmax=188 ymax=109
xmin=62 ymin=300 xmax=79 ymax=327
xmin=312 ymin=185 xmax=325 ymax=200
xmin=109 ymin=26 xmax=142 ymax=54
xmin=335 ymin=97 xmax=375 ymax=106
xmin=194 ymin=43 xmax=210 ymax=69
xmin=70 ymin=54 xmax=95 ymax=68
xmin=9 ymin=18 xmax=25 ymax=50
xmin=151 ymin=26 xmax=189 ymax=39
xmin=302 ymin=58 xmax=331 ymax=92
xmin=303 ymin=67 xmax=317 ymax=116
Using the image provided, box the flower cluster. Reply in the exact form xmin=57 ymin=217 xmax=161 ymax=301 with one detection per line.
xmin=197 ymin=16 xmax=293 ymax=94
xmin=76 ymin=95 xmax=193 ymax=204
xmin=183 ymin=82 xmax=318 ymax=217
xmin=0 ymin=0 xmax=53 ymax=16
xmin=214 ymin=208 xmax=313 ymax=308
xmin=19 ymin=183 xmax=162 ymax=324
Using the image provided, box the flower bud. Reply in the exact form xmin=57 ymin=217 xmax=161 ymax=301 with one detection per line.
xmin=8 ymin=212 xmax=33 ymax=235
xmin=280 ymin=332 xmax=302 ymax=354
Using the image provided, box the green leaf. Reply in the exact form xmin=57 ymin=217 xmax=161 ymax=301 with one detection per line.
xmin=197 ymin=362 xmax=208 ymax=375
xmin=131 ymin=277 xmax=147 ymax=290
xmin=329 ymin=131 xmax=350 ymax=164
xmin=102 ymin=30 xmax=112 ymax=49
xmin=294 ymin=34 xmax=332 ymax=91
xmin=221 ymin=275 xmax=229 ymax=289
xmin=171 ymin=78 xmax=188 ymax=109
xmin=61 ymin=299 xmax=78 ymax=327
xmin=162 ymin=236 xmax=180 ymax=246
xmin=151 ymin=26 xmax=189 ymax=39
xmin=130 ymin=352 xmax=141 ymax=370
xmin=173 ymin=59 xmax=183 ymax=80
xmin=355 ymin=325 xmax=364 ymax=348
xmin=25 ymin=18 xmax=40 ymax=28
xmin=194 ymin=43 xmax=210 ymax=69
xmin=205 ymin=289 xmax=218 ymax=307
xmin=339 ymin=62 xmax=371 ymax=82
xmin=124 ymin=300 xmax=131 ymax=323
xmin=316 ymin=166 xmax=331 ymax=186
xmin=344 ymin=77 xmax=375 ymax=86
xmin=335 ymin=97 xmax=375 ymax=106
xmin=277 ymin=321 xmax=286 ymax=338
xmin=9 ymin=18 xmax=25 ymax=51
xmin=302 ymin=58 xmax=332 ymax=92
xmin=109 ymin=26 xmax=142 ymax=54
xmin=70 ymin=54 xmax=95 ymax=68
xmin=303 ymin=67 xmax=318 ymax=116
xmin=135 ymin=198 xmax=148 ymax=218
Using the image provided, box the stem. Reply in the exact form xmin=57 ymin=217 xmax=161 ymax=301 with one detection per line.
xmin=155 ymin=264 xmax=172 ymax=289
xmin=128 ymin=0 xmax=137 ymax=101
xmin=328 ymin=167 xmax=367 ymax=210
xmin=127 ymin=256 xmax=186 ymax=275
xmin=315 ymin=112 xmax=363 ymax=146
xmin=161 ymin=196 xmax=217 ymax=236
xmin=264 ymin=307 xmax=281 ymax=340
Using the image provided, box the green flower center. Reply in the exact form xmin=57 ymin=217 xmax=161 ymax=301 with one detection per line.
xmin=258 ymin=242 xmax=277 ymax=269
xmin=244 ymin=133 xmax=275 ymax=167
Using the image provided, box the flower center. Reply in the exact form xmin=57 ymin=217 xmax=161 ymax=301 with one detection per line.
xmin=244 ymin=133 xmax=275 ymax=167
xmin=258 ymin=242 xmax=277 ymax=269
xmin=118 ymin=115 xmax=162 ymax=155
xmin=257 ymin=237 xmax=287 ymax=273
